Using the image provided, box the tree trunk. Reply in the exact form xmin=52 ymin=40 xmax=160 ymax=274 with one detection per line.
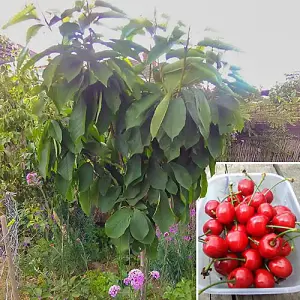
xmin=140 ymin=250 xmax=147 ymax=300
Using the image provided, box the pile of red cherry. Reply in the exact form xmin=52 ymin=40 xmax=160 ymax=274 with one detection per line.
xmin=199 ymin=174 xmax=299 ymax=294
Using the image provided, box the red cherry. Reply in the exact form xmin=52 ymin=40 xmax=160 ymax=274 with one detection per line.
xmin=205 ymin=200 xmax=220 ymax=218
xmin=273 ymin=205 xmax=292 ymax=216
xmin=258 ymin=233 xmax=281 ymax=259
xmin=216 ymin=202 xmax=235 ymax=225
xmin=226 ymin=193 xmax=243 ymax=207
xmin=241 ymin=249 xmax=262 ymax=271
xmin=226 ymin=231 xmax=249 ymax=253
xmin=257 ymin=203 xmax=274 ymax=221
xmin=272 ymin=212 xmax=296 ymax=232
xmin=214 ymin=253 xmax=240 ymax=276
xmin=247 ymin=192 xmax=266 ymax=209
xmin=227 ymin=267 xmax=254 ymax=288
xmin=268 ymin=257 xmax=293 ymax=278
xmin=229 ymin=223 xmax=247 ymax=233
xmin=236 ymin=203 xmax=255 ymax=224
xmin=246 ymin=215 xmax=268 ymax=237
xmin=254 ymin=269 xmax=275 ymax=288
xmin=238 ymin=179 xmax=255 ymax=197
xmin=203 ymin=219 xmax=224 ymax=236
xmin=249 ymin=237 xmax=260 ymax=249
xmin=279 ymin=238 xmax=292 ymax=257
xmin=262 ymin=188 xmax=274 ymax=203
xmin=203 ymin=235 xmax=228 ymax=258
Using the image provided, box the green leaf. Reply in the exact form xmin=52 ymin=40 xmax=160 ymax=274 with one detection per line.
xmin=121 ymin=18 xmax=153 ymax=40
xmin=209 ymin=155 xmax=216 ymax=176
xmin=98 ymin=174 xmax=112 ymax=196
xmin=57 ymin=55 xmax=82 ymax=83
xmin=141 ymin=218 xmax=155 ymax=244
xmin=90 ymin=61 xmax=113 ymax=87
xmin=49 ymin=120 xmax=62 ymax=143
xmin=162 ymin=97 xmax=186 ymax=140
xmin=103 ymin=88 xmax=121 ymax=114
xmin=59 ymin=22 xmax=81 ymax=37
xmin=150 ymin=93 xmax=171 ymax=139
xmin=111 ymin=229 xmax=130 ymax=252
xmin=207 ymin=126 xmax=223 ymax=159
xmin=55 ymin=174 xmax=72 ymax=198
xmin=99 ymin=186 xmax=121 ymax=213
xmin=126 ymin=181 xmax=150 ymax=206
xmin=198 ymin=37 xmax=240 ymax=51
xmin=200 ymin=169 xmax=208 ymax=198
xmin=166 ymin=48 xmax=205 ymax=60
xmin=105 ymin=208 xmax=133 ymax=239
xmin=124 ymin=155 xmax=141 ymax=187
xmin=58 ymin=152 xmax=75 ymax=181
xmin=148 ymin=160 xmax=168 ymax=190
xmin=17 ymin=46 xmax=29 ymax=70
xmin=26 ymin=24 xmax=44 ymax=44
xmin=38 ymin=139 xmax=51 ymax=179
xmin=95 ymin=50 xmax=120 ymax=60
xmin=94 ymin=0 xmax=126 ymax=14
xmin=78 ymin=163 xmax=94 ymax=192
xmin=147 ymin=37 xmax=173 ymax=64
xmin=153 ymin=191 xmax=175 ymax=234
xmin=170 ymin=162 xmax=192 ymax=190
xmin=148 ymin=188 xmax=160 ymax=205
xmin=2 ymin=4 xmax=39 ymax=29
xmin=125 ymin=93 xmax=161 ymax=130
xmin=70 ymin=97 xmax=87 ymax=142
xmin=79 ymin=189 xmax=92 ymax=216
xmin=166 ymin=177 xmax=178 ymax=194
xmin=130 ymin=209 xmax=149 ymax=241
xmin=127 ymin=128 xmax=144 ymax=155
xmin=42 ymin=55 xmax=62 ymax=90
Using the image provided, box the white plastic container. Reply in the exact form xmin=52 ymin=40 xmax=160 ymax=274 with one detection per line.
xmin=196 ymin=173 xmax=300 ymax=296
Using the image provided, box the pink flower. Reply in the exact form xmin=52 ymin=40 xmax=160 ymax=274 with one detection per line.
xmin=169 ymin=223 xmax=178 ymax=234
xmin=26 ymin=172 xmax=40 ymax=185
xmin=155 ymin=227 xmax=162 ymax=238
xmin=165 ymin=236 xmax=173 ymax=242
xmin=123 ymin=277 xmax=130 ymax=286
xmin=163 ymin=232 xmax=169 ymax=237
xmin=150 ymin=270 xmax=160 ymax=279
xmin=108 ymin=285 xmax=121 ymax=298
xmin=128 ymin=269 xmax=145 ymax=290
xmin=183 ymin=235 xmax=191 ymax=241
xmin=190 ymin=208 xmax=196 ymax=217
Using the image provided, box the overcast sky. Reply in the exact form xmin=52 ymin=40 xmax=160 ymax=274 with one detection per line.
xmin=1 ymin=0 xmax=299 ymax=89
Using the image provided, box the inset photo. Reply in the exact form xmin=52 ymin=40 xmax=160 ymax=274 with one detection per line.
xmin=197 ymin=163 xmax=300 ymax=299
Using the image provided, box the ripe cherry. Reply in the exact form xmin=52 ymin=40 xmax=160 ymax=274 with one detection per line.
xmin=241 ymin=249 xmax=262 ymax=271
xmin=262 ymin=188 xmax=274 ymax=203
xmin=226 ymin=193 xmax=243 ymax=207
xmin=203 ymin=219 xmax=224 ymax=236
xmin=236 ymin=203 xmax=255 ymax=224
xmin=268 ymin=257 xmax=293 ymax=278
xmin=238 ymin=179 xmax=255 ymax=197
xmin=273 ymin=205 xmax=292 ymax=216
xmin=278 ymin=238 xmax=292 ymax=257
xmin=247 ymin=192 xmax=266 ymax=209
xmin=227 ymin=267 xmax=254 ymax=288
xmin=254 ymin=269 xmax=275 ymax=288
xmin=214 ymin=253 xmax=240 ymax=276
xmin=229 ymin=223 xmax=247 ymax=233
xmin=216 ymin=202 xmax=235 ymax=225
xmin=203 ymin=235 xmax=228 ymax=258
xmin=226 ymin=231 xmax=248 ymax=253
xmin=272 ymin=212 xmax=296 ymax=232
xmin=257 ymin=203 xmax=274 ymax=221
xmin=205 ymin=200 xmax=220 ymax=218
xmin=258 ymin=233 xmax=281 ymax=259
xmin=246 ymin=215 xmax=268 ymax=237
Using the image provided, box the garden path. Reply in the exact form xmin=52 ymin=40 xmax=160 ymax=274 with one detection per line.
xmin=200 ymin=163 xmax=300 ymax=300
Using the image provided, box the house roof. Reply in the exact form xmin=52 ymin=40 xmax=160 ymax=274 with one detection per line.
xmin=0 ymin=35 xmax=36 ymax=65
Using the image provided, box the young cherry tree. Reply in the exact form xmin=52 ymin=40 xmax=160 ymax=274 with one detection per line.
xmin=3 ymin=1 xmax=256 ymax=298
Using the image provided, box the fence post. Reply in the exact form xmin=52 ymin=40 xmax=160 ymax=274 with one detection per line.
xmin=0 ymin=215 xmax=20 ymax=300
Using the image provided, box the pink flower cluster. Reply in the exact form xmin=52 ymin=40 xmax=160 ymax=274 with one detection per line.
xmin=150 ymin=270 xmax=160 ymax=279
xmin=26 ymin=172 xmax=40 ymax=185
xmin=108 ymin=285 xmax=121 ymax=298
xmin=126 ymin=269 xmax=145 ymax=290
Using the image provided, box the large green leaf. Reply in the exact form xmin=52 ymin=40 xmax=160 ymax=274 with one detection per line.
xmin=111 ymin=229 xmax=130 ymax=252
xmin=2 ymin=4 xmax=39 ymax=29
xmin=124 ymin=155 xmax=141 ymax=187
xmin=105 ymin=208 xmax=133 ymax=239
xmin=200 ymin=169 xmax=208 ymax=198
xmin=130 ymin=209 xmax=149 ymax=241
xmin=148 ymin=160 xmax=168 ymax=190
xmin=78 ymin=163 xmax=94 ymax=192
xmin=26 ymin=24 xmax=44 ymax=44
xmin=79 ymin=189 xmax=92 ymax=216
xmin=141 ymin=218 xmax=155 ymax=244
xmin=125 ymin=93 xmax=161 ymax=129
xmin=42 ymin=55 xmax=62 ymax=90
xmin=170 ymin=162 xmax=192 ymax=190
xmin=90 ymin=61 xmax=113 ymax=87
xmin=147 ymin=36 xmax=173 ymax=64
xmin=55 ymin=174 xmax=72 ymax=199
xmin=103 ymin=88 xmax=121 ymax=114
xmin=121 ymin=18 xmax=153 ymax=40
xmin=166 ymin=177 xmax=178 ymax=195
xmin=38 ymin=139 xmax=51 ymax=179
xmin=57 ymin=55 xmax=83 ymax=83
xmin=162 ymin=97 xmax=186 ymax=141
xmin=153 ymin=191 xmax=175 ymax=233
xmin=59 ymin=22 xmax=81 ymax=37
xmin=150 ymin=93 xmax=171 ymax=139
xmin=94 ymin=0 xmax=126 ymax=14
xmin=49 ymin=120 xmax=62 ymax=143
xmin=58 ymin=152 xmax=75 ymax=181
xmin=99 ymin=186 xmax=121 ymax=213
xmin=166 ymin=48 xmax=205 ymax=60
xmin=207 ymin=125 xmax=223 ymax=159
xmin=198 ymin=37 xmax=240 ymax=51
xmin=70 ymin=97 xmax=87 ymax=142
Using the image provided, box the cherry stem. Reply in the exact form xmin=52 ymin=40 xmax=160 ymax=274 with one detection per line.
xmin=198 ymin=239 xmax=207 ymax=244
xmin=220 ymin=191 xmax=242 ymax=203
xmin=229 ymin=183 xmax=235 ymax=206
xmin=267 ymin=225 xmax=300 ymax=231
xmin=248 ymin=173 xmax=266 ymax=206
xmin=284 ymin=234 xmax=300 ymax=243
xmin=248 ymin=236 xmax=259 ymax=244
xmin=217 ymin=257 xmax=245 ymax=262
xmin=198 ymin=279 xmax=236 ymax=295
xmin=199 ymin=230 xmax=210 ymax=238
xmin=271 ymin=228 xmax=298 ymax=245
xmin=266 ymin=178 xmax=295 ymax=194
xmin=264 ymin=262 xmax=278 ymax=282
xmin=243 ymin=171 xmax=262 ymax=192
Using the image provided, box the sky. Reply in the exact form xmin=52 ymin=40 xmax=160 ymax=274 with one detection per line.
xmin=1 ymin=0 xmax=300 ymax=89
